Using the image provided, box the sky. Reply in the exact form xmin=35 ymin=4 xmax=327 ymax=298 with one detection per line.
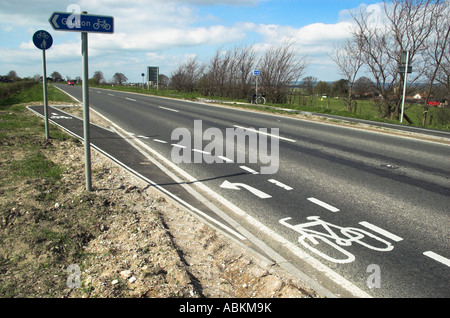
xmin=0 ymin=0 xmax=383 ymax=83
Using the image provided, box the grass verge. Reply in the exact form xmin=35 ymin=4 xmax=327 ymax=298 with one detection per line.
xmin=0 ymin=83 xmax=109 ymax=297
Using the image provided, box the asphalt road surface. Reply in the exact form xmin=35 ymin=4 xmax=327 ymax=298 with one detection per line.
xmin=55 ymin=84 xmax=449 ymax=298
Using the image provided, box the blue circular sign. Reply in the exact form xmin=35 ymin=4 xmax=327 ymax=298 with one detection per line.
xmin=32 ymin=30 xmax=53 ymax=50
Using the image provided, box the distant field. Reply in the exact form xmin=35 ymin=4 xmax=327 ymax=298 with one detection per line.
xmin=89 ymin=83 xmax=450 ymax=131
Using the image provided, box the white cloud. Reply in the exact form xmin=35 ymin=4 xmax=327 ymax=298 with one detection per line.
xmin=0 ymin=0 xmax=372 ymax=81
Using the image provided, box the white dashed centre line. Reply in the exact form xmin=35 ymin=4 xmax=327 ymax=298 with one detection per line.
xmin=159 ymin=106 xmax=179 ymax=113
xmin=239 ymin=166 xmax=259 ymax=174
xmin=307 ymin=197 xmax=340 ymax=212
xmin=423 ymin=251 xmax=450 ymax=267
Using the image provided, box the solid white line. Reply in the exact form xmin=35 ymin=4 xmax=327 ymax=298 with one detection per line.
xmin=93 ymin=144 xmax=247 ymax=242
xmin=159 ymin=106 xmax=179 ymax=113
xmin=307 ymin=197 xmax=340 ymax=212
xmin=423 ymin=251 xmax=450 ymax=267
xmin=240 ymin=166 xmax=259 ymax=174
xmin=153 ymin=139 xmax=167 ymax=144
xmin=359 ymin=221 xmax=403 ymax=242
xmin=126 ymin=98 xmax=137 ymax=101
xmin=268 ymin=179 xmax=293 ymax=191
xmin=218 ymin=156 xmax=233 ymax=163
xmin=233 ymin=125 xmax=296 ymax=143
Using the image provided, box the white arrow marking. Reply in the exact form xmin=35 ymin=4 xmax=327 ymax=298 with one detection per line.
xmin=220 ymin=180 xmax=272 ymax=199
xmin=52 ymin=14 xmax=59 ymax=28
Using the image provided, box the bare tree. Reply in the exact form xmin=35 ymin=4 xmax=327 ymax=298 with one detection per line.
xmin=50 ymin=71 xmax=63 ymax=82
xmin=93 ymin=71 xmax=105 ymax=85
xmin=201 ymin=45 xmax=257 ymax=99
xmin=7 ymin=70 xmax=19 ymax=81
xmin=353 ymin=76 xmax=376 ymax=98
xmin=422 ymin=2 xmax=450 ymax=124
xmin=351 ymin=0 xmax=446 ymax=120
xmin=233 ymin=45 xmax=257 ymax=100
xmin=331 ymin=38 xmax=364 ymax=111
xmin=301 ymin=76 xmax=318 ymax=95
xmin=113 ymin=72 xmax=127 ymax=86
xmin=170 ymin=57 xmax=205 ymax=93
xmin=258 ymin=42 xmax=309 ymax=104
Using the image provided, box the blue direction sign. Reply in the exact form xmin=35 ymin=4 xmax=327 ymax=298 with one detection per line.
xmin=254 ymin=70 xmax=260 ymax=75
xmin=49 ymin=12 xmax=114 ymax=34
xmin=32 ymin=30 xmax=53 ymax=50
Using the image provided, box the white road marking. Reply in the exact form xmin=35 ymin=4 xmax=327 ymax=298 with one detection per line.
xmin=137 ymin=135 xmax=150 ymax=139
xmin=240 ymin=166 xmax=259 ymax=174
xmin=220 ymin=180 xmax=272 ymax=199
xmin=126 ymin=98 xmax=137 ymax=102
xmin=233 ymin=125 xmax=296 ymax=143
xmin=192 ymin=148 xmax=211 ymax=154
xmin=172 ymin=144 xmax=186 ymax=149
xmin=268 ymin=179 xmax=293 ymax=190
xmin=217 ymin=156 xmax=233 ymax=163
xmin=359 ymin=221 xmax=403 ymax=242
xmin=153 ymin=139 xmax=167 ymax=144
xmin=307 ymin=197 xmax=340 ymax=212
xmin=108 ymin=93 xmax=115 ymax=96
xmin=159 ymin=106 xmax=179 ymax=113
xmin=423 ymin=251 xmax=450 ymax=267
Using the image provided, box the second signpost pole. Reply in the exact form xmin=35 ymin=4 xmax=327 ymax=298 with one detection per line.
xmin=81 ymin=19 xmax=92 ymax=192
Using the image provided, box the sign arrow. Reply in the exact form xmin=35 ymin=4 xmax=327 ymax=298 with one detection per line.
xmin=220 ymin=180 xmax=272 ymax=199
xmin=51 ymin=14 xmax=59 ymax=28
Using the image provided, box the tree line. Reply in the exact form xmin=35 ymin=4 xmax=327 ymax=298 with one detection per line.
xmin=169 ymin=0 xmax=448 ymax=125
xmin=332 ymin=0 xmax=449 ymax=123
xmin=170 ymin=42 xmax=309 ymax=104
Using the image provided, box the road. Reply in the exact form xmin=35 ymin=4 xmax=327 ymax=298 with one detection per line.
xmin=55 ymin=84 xmax=450 ymax=298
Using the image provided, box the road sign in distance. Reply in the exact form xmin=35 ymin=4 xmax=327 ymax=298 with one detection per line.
xmin=49 ymin=11 xmax=114 ymax=34
xmin=147 ymin=66 xmax=159 ymax=82
xmin=33 ymin=30 xmax=53 ymax=50
xmin=254 ymin=70 xmax=260 ymax=75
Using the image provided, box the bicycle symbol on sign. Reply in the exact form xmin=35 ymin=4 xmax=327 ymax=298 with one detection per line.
xmin=279 ymin=216 xmax=397 ymax=264
xmin=36 ymin=31 xmax=50 ymax=40
xmin=93 ymin=19 xmax=111 ymax=31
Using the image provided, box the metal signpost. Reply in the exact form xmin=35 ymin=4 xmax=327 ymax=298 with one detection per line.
xmin=49 ymin=11 xmax=114 ymax=191
xmin=399 ymin=50 xmax=412 ymax=124
xmin=32 ymin=30 xmax=53 ymax=140
xmin=254 ymin=70 xmax=260 ymax=98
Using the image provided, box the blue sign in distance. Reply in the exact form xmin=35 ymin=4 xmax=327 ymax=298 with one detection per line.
xmin=32 ymin=30 xmax=53 ymax=50
xmin=254 ymin=70 xmax=260 ymax=75
xmin=49 ymin=12 xmax=114 ymax=34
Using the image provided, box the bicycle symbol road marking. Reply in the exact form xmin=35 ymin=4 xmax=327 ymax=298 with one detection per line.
xmin=280 ymin=216 xmax=402 ymax=264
